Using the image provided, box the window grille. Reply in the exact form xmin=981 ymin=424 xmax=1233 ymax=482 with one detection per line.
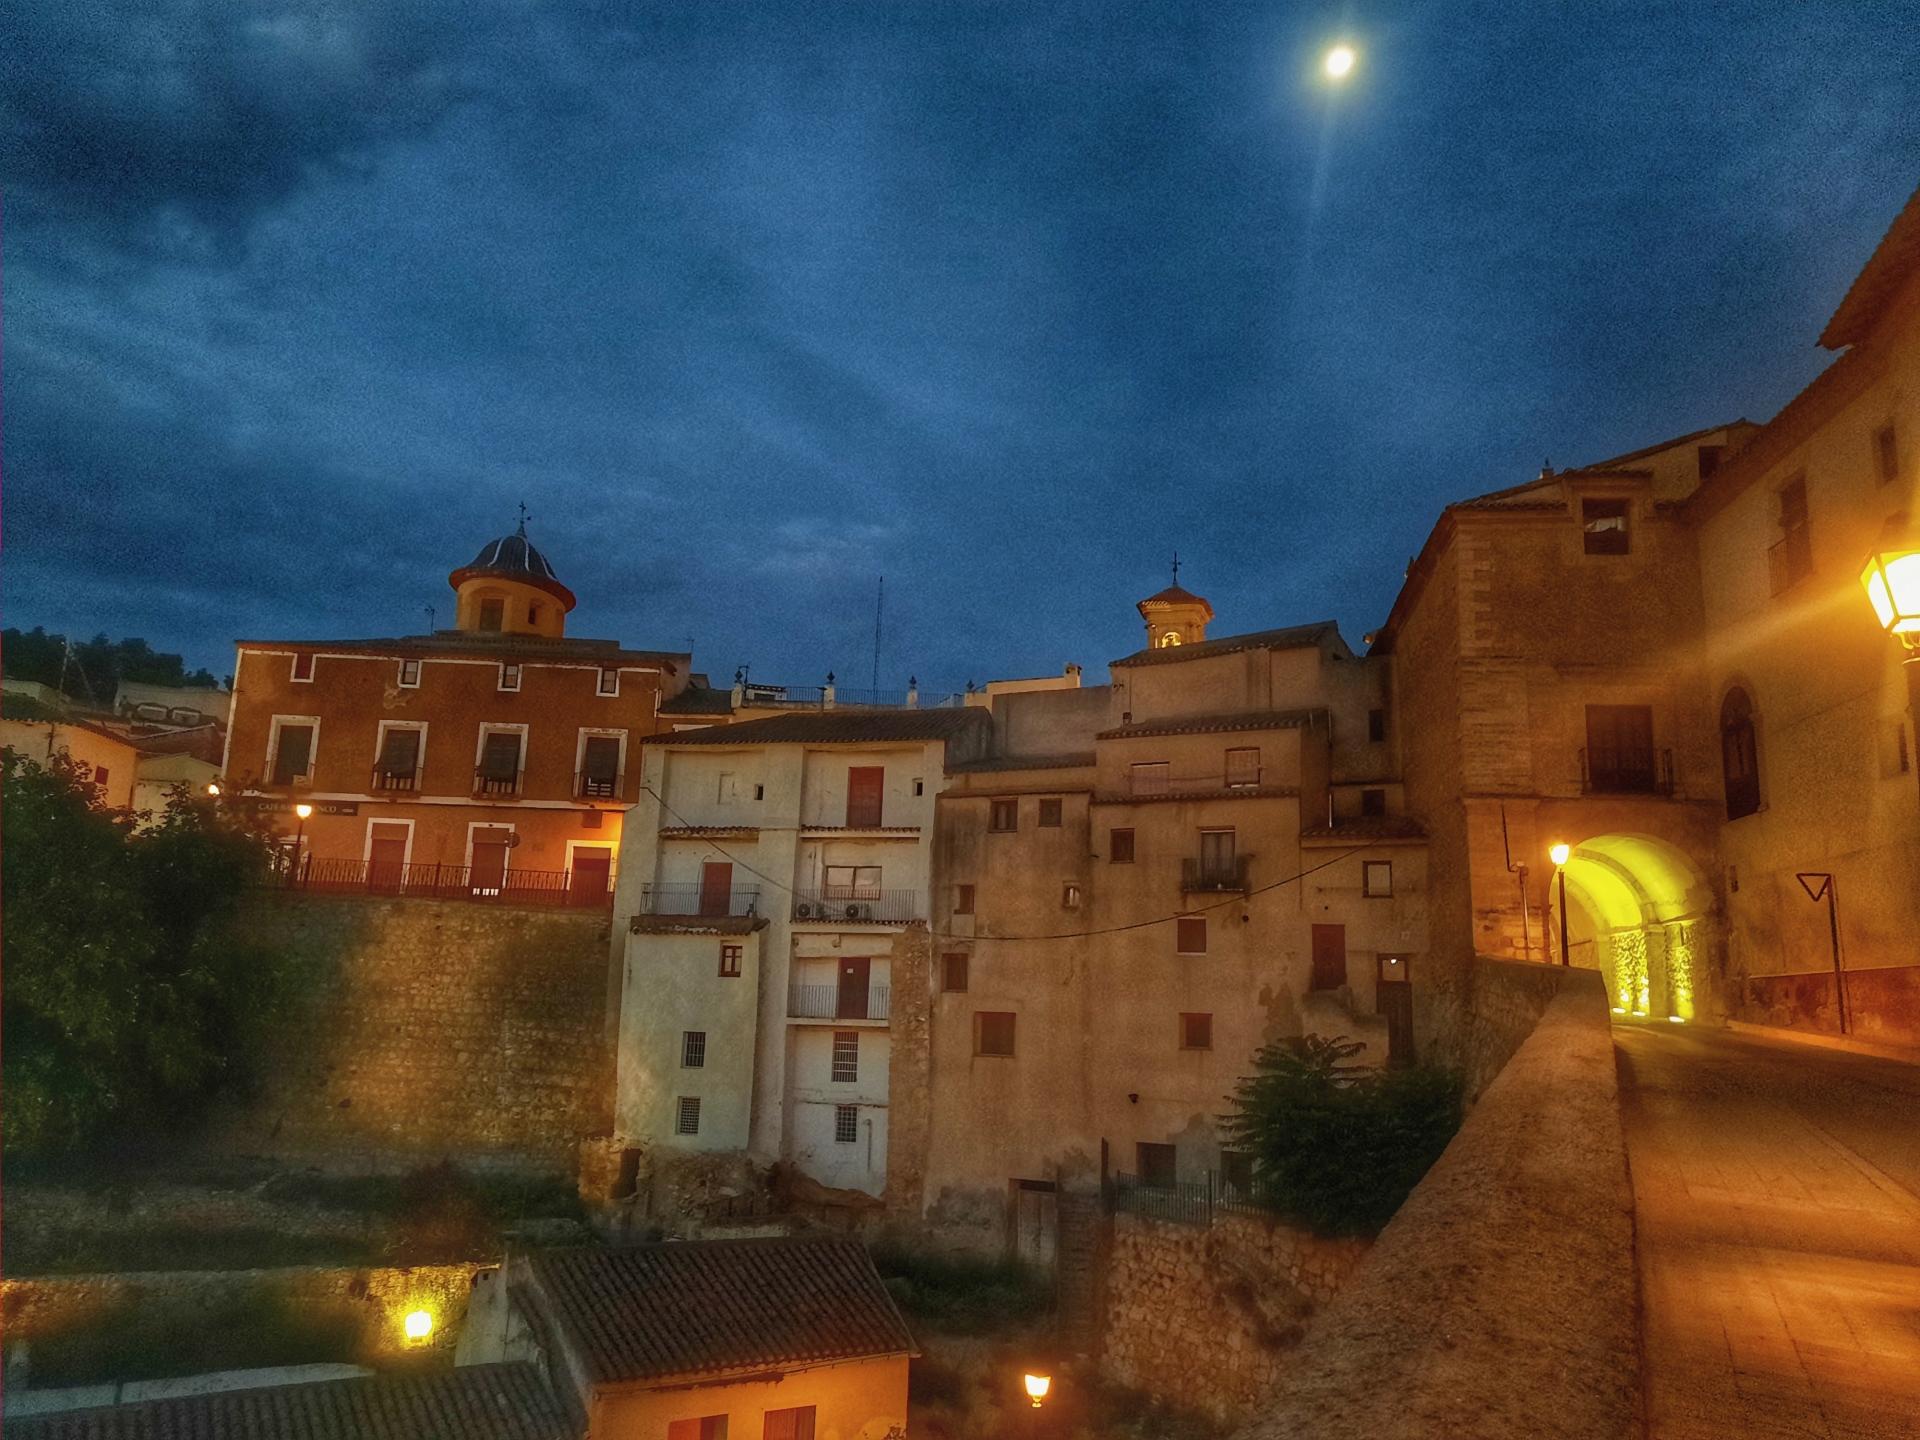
xmin=834 ymin=1106 xmax=859 ymax=1144
xmin=831 ymin=1032 xmax=859 ymax=1083
xmin=682 ymin=1031 xmax=706 ymax=1068
xmin=675 ymin=1096 xmax=700 ymax=1135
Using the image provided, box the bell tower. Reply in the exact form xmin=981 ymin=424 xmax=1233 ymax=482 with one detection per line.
xmin=1137 ymin=558 xmax=1214 ymax=649
xmin=448 ymin=517 xmax=577 ymax=639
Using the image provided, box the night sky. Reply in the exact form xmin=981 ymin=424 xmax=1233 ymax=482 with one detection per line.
xmin=6 ymin=3 xmax=1918 ymax=694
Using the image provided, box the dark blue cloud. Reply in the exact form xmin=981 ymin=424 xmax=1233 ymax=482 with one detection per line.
xmin=5 ymin=1 xmax=1918 ymax=687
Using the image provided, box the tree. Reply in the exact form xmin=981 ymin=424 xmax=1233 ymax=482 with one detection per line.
xmin=1223 ymin=1033 xmax=1463 ymax=1237
xmin=2 ymin=749 xmax=298 ymax=1156
xmin=1 ymin=627 xmax=220 ymax=709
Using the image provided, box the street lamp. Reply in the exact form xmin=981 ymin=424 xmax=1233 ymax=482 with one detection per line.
xmin=1023 ymin=1372 xmax=1051 ymax=1409
xmin=1549 ymin=843 xmax=1572 ymax=968
xmin=294 ymin=803 xmax=313 ymax=882
xmin=1860 ymin=539 xmax=1920 ymax=807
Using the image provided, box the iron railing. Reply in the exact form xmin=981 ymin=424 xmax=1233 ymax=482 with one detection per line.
xmin=267 ymin=856 xmax=611 ymax=907
xmin=1768 ymin=527 xmax=1814 ymax=594
xmin=371 ymin=767 xmax=417 ymax=792
xmin=1579 ymin=747 xmax=1673 ymax=796
xmin=787 ymin=984 xmax=892 ymax=1021
xmin=639 ymin=884 xmax=762 ymax=917
xmin=790 ymin=889 xmax=919 ymax=924
xmin=575 ymin=770 xmax=622 ymax=800
xmin=474 ymin=770 xmax=519 ymax=796
xmin=1109 ymin=1169 xmax=1284 ymax=1228
xmin=1181 ymin=856 xmax=1252 ymax=892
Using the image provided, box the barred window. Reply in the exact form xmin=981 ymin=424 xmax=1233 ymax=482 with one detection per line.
xmin=831 ymin=1031 xmax=859 ymax=1083
xmin=834 ymin=1105 xmax=859 ymax=1144
xmin=682 ymin=1031 xmax=706 ymax=1068
xmin=675 ymin=1096 xmax=700 ymax=1135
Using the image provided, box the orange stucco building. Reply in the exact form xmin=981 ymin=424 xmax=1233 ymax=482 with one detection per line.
xmin=225 ymin=525 xmax=694 ymax=900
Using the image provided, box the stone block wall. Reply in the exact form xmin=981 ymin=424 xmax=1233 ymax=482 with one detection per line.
xmin=1738 ymin=964 xmax=1920 ymax=1050
xmin=1100 ymin=1211 xmax=1369 ymax=1427
xmin=1454 ymin=956 xmax=1586 ymax=1101
xmin=212 ymin=893 xmax=613 ymax=1171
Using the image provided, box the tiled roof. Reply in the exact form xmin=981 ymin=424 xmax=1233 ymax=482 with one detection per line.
xmin=1820 ymin=182 xmax=1920 ymax=349
xmin=1097 ymin=708 xmax=1325 ymax=741
xmin=948 ymin=751 xmax=1098 ymax=773
xmin=1300 ymin=816 xmax=1429 ymax=843
xmin=660 ymin=686 xmax=735 ymax=715
xmin=235 ymin=633 xmax=685 ymax=668
xmin=526 ymin=1236 xmax=916 ymax=1385
xmin=1110 ymin=621 xmax=1342 ymax=669
xmin=2 ymin=1364 xmax=573 ymax=1440
xmin=1137 ymin=584 xmax=1213 ymax=612
xmin=644 ymin=708 xmax=990 ymax=748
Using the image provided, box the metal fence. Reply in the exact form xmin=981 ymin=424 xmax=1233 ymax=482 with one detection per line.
xmin=787 ymin=984 xmax=892 ymax=1021
xmin=268 ymin=857 xmax=611 ymax=908
xmin=639 ymin=884 xmax=763 ymax=917
xmin=790 ymin=889 xmax=918 ymax=924
xmin=1109 ymin=1170 xmax=1284 ymax=1228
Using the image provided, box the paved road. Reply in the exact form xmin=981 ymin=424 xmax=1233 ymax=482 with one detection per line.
xmin=1615 ymin=1023 xmax=1920 ymax=1440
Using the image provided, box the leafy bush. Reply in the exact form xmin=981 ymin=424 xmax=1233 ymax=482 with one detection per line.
xmin=28 ymin=1287 xmax=363 ymax=1386
xmin=1223 ymin=1033 xmax=1463 ymax=1237
xmin=2 ymin=751 xmax=298 ymax=1156
xmin=870 ymin=1249 xmax=1048 ymax=1334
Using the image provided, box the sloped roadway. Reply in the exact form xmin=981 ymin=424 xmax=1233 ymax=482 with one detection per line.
xmin=1615 ymin=1022 xmax=1920 ymax=1439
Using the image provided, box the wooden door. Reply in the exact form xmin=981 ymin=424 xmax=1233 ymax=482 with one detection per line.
xmin=1376 ymin=954 xmax=1415 ymax=1066
xmin=1310 ymin=924 xmax=1348 ymax=991
xmin=470 ymin=829 xmax=511 ymax=894
xmin=837 ymin=956 xmax=871 ymax=1019
xmin=845 ymin=766 xmax=884 ymax=827
xmin=1585 ymin=704 xmax=1656 ymax=791
xmin=1012 ymin=1181 xmax=1059 ymax=1267
xmin=366 ymin=823 xmax=408 ymax=892
xmin=570 ymin=848 xmax=612 ymax=906
xmin=699 ymin=861 xmax=733 ymax=916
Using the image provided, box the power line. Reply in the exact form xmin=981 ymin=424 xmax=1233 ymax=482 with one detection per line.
xmin=639 ymin=784 xmax=1373 ymax=944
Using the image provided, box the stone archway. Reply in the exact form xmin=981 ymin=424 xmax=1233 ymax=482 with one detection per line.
xmin=1554 ymin=833 xmax=1717 ymax=1020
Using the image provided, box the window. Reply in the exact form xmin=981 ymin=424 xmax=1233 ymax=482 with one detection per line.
xmin=291 ymin=652 xmax=315 ymax=682
xmin=1136 ymin=1142 xmax=1176 ymax=1188
xmin=764 ymin=1406 xmax=816 ymax=1440
xmin=580 ymin=735 xmax=621 ymax=798
xmin=675 ymin=1097 xmax=700 ymax=1136
xmin=976 ymin=1011 xmax=1016 ymax=1057
xmin=1582 ymin=498 xmax=1630 ymax=555
xmin=954 ymin=883 xmax=976 ymax=915
xmin=1875 ymin=423 xmax=1899 ymax=486
xmin=667 ymin=1416 xmax=727 ymax=1440
xmin=1770 ymin=476 xmax=1813 ymax=593
xmin=1038 ymin=797 xmax=1063 ymax=827
xmin=272 ymin=723 xmax=315 ymax=785
xmin=990 ymin=798 xmax=1018 ymax=832
xmin=598 ymin=667 xmax=619 ymax=696
xmin=1721 ymin=688 xmax=1761 ymax=820
xmin=527 ymin=604 xmax=542 ymax=626
xmin=399 ymin=658 xmax=421 ymax=688
xmin=1584 ymin=705 xmax=1659 ymax=793
xmin=1364 ymin=861 xmax=1393 ymax=897
xmin=682 ymin=1032 xmax=707 ymax=1068
xmin=753 ymin=783 xmax=765 ymax=801
xmin=1225 ymin=747 xmax=1260 ymax=789
xmin=1180 ymin=1013 xmax=1212 ymax=1050
xmin=1368 ymin=708 xmax=1387 ymax=743
xmin=1176 ymin=917 xmax=1206 ymax=955
xmin=846 ymin=766 xmax=884 ymax=827
xmin=478 ymin=730 xmax=522 ymax=793
xmin=1131 ymin=761 xmax=1169 ymax=797
xmin=499 ymin=663 xmax=521 ymax=692
xmin=1360 ymin=788 xmax=1387 ymax=817
xmin=1062 ymin=884 xmax=1082 ymax=909
xmin=834 ymin=1105 xmax=859 ymax=1143
xmin=825 ymin=865 xmax=882 ymax=898
xmin=942 ymin=953 xmax=969 ymax=992
xmin=479 ymin=598 xmax=505 ymax=632
xmin=912 ymin=778 xmax=925 ymax=796
xmin=1110 ymin=828 xmax=1135 ymax=864
xmin=1199 ymin=828 xmax=1235 ymax=879
xmin=719 ymin=944 xmax=743 ymax=978
xmin=1311 ymin=924 xmax=1347 ymax=990
xmin=1698 ymin=444 xmax=1725 ymax=480
xmin=93 ymin=766 xmax=111 ymax=788
xmin=831 ymin=1031 xmax=859 ymax=1083
xmin=375 ymin=727 xmax=421 ymax=789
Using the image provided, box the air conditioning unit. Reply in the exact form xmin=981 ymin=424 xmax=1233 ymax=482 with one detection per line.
xmin=794 ymin=902 xmax=817 ymax=920
xmin=844 ymin=903 xmax=871 ymax=921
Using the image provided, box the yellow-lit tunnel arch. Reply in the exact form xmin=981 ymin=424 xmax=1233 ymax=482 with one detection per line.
xmin=1554 ymin=833 xmax=1715 ymax=1020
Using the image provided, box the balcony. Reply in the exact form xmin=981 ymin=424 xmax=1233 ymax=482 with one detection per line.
xmin=640 ymin=883 xmax=762 ymax=918
xmin=268 ymin=857 xmax=610 ymax=908
xmin=1182 ymin=856 xmax=1252 ymax=892
xmin=787 ymin=984 xmax=892 ymax=1021
xmin=372 ymin=766 xmax=418 ymax=793
xmin=1580 ymin=748 xmax=1674 ymax=797
xmin=576 ymin=771 xmax=623 ymax=800
xmin=474 ymin=769 xmax=520 ymax=797
xmin=1768 ymin=527 xmax=1814 ymax=595
xmin=791 ymin=889 xmax=919 ymax=924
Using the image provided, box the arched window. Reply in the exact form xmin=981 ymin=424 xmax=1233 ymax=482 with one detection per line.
xmin=1721 ymin=688 xmax=1760 ymax=820
xmin=1157 ymin=632 xmax=1182 ymax=648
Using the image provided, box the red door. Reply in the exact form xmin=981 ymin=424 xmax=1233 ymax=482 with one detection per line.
xmin=367 ymin=822 xmax=409 ymax=892
xmin=846 ymin=767 xmax=884 ymax=827
xmin=470 ymin=829 xmax=511 ymax=894
xmin=699 ymin=862 xmax=733 ymax=917
xmin=1310 ymin=924 xmax=1348 ymax=991
xmin=570 ymin=848 xmax=612 ymax=906
xmin=837 ymin=957 xmax=871 ymax=1019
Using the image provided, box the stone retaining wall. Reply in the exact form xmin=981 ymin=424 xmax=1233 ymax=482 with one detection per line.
xmin=1458 ymin=956 xmax=1591 ymax=1101
xmin=1239 ymin=968 xmax=1637 ymax=1440
xmin=1738 ymin=964 xmax=1920 ymax=1051
xmin=1101 ymin=1211 xmax=1369 ymax=1427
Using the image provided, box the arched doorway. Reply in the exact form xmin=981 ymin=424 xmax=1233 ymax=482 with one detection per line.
xmin=1552 ymin=834 xmax=1717 ymax=1020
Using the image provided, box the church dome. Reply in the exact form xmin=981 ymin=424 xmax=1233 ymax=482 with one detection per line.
xmin=449 ymin=524 xmax=577 ymax=612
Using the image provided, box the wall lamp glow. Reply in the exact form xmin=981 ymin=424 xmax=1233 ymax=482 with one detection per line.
xmin=1861 ymin=537 xmax=1920 ymax=812
xmin=1023 ymin=1373 xmax=1051 ymax=1408
xmin=404 ymin=1310 xmax=434 ymax=1341
xmin=295 ymin=803 xmax=314 ymax=819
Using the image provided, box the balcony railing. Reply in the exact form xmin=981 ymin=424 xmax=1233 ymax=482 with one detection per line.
xmin=575 ymin=771 xmax=622 ymax=800
xmin=791 ymin=889 xmax=919 ymax=924
xmin=1181 ymin=856 xmax=1252 ymax=892
xmin=1580 ymin=748 xmax=1674 ymax=797
xmin=639 ymin=883 xmax=762 ymax=917
xmin=268 ymin=857 xmax=611 ymax=907
xmin=372 ymin=767 xmax=418 ymax=792
xmin=787 ymin=984 xmax=892 ymax=1021
xmin=1768 ymin=527 xmax=1814 ymax=595
xmin=474 ymin=770 xmax=520 ymax=796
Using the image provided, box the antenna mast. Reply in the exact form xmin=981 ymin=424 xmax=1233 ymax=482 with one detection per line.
xmin=871 ymin=577 xmax=884 ymax=692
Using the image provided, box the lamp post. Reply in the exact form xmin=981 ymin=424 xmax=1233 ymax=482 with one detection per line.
xmin=1859 ymin=540 xmax=1920 ymax=808
xmin=294 ymin=803 xmax=313 ymax=884
xmin=1549 ymin=843 xmax=1572 ymax=967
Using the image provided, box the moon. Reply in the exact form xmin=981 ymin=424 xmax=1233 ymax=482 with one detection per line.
xmin=1324 ymin=45 xmax=1356 ymax=79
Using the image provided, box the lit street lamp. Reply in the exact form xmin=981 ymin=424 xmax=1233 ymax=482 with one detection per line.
xmin=1860 ymin=539 xmax=1920 ymax=807
xmin=1549 ymin=843 xmax=1572 ymax=968
xmin=1023 ymin=1372 xmax=1051 ymax=1408
xmin=294 ymin=803 xmax=313 ymax=883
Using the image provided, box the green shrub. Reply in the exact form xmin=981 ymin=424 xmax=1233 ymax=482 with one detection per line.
xmin=1223 ymin=1033 xmax=1463 ymax=1237
xmin=870 ymin=1249 xmax=1048 ymax=1334
xmin=28 ymin=1287 xmax=363 ymax=1387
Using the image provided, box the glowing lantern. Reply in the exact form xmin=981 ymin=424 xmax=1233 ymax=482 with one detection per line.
xmin=404 ymin=1310 xmax=433 ymax=1340
xmin=1860 ymin=547 xmax=1920 ymax=642
xmin=1023 ymin=1372 xmax=1051 ymax=1408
